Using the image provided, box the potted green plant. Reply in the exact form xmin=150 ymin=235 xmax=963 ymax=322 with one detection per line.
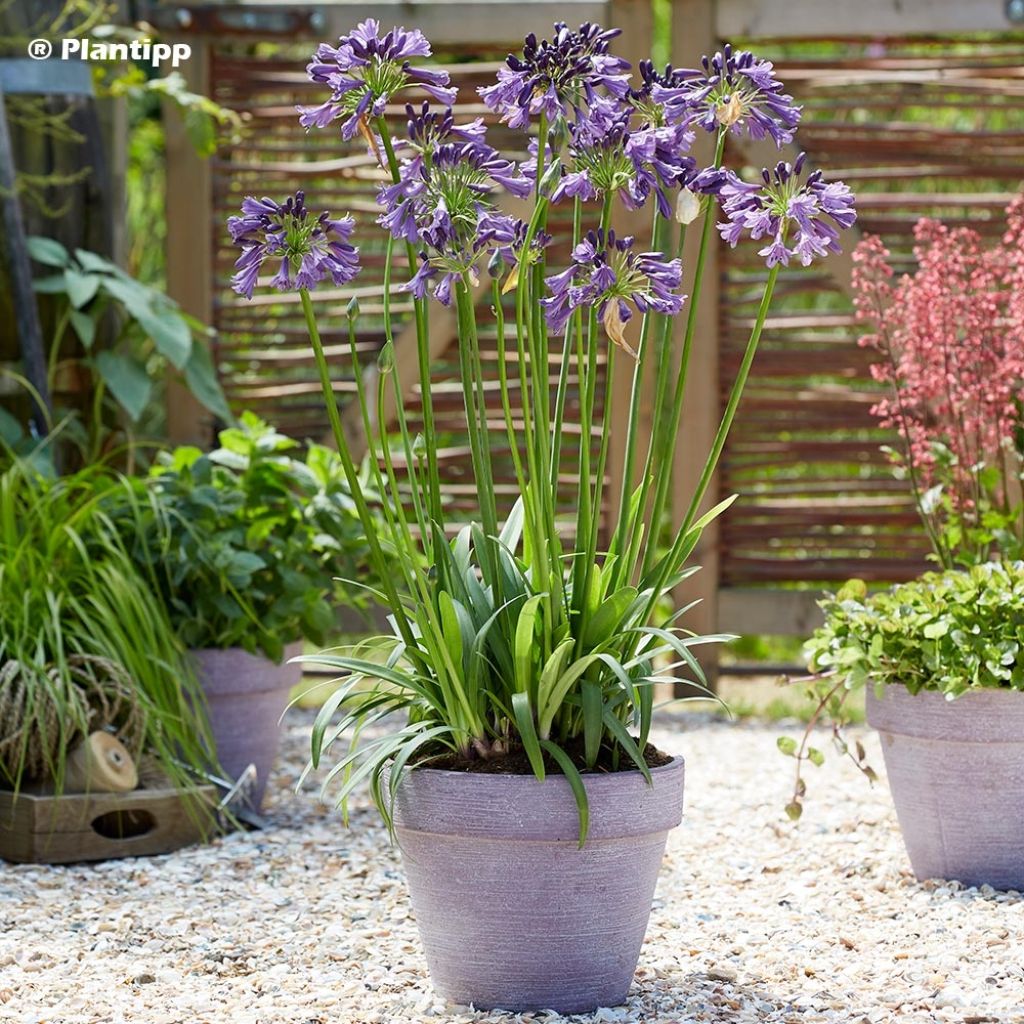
xmin=0 ymin=458 xmax=213 ymax=802
xmin=230 ymin=22 xmax=856 ymax=1011
xmin=784 ymin=200 xmax=1024 ymax=889
xmin=113 ymin=413 xmax=380 ymax=808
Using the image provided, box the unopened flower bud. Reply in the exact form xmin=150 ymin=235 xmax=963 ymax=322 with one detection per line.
xmin=346 ymin=296 xmax=360 ymax=321
xmin=487 ymin=250 xmax=504 ymax=278
xmin=377 ymin=340 xmax=395 ymax=373
xmin=412 ymin=433 xmax=427 ymax=460
xmin=537 ymin=158 xmax=563 ymax=198
xmin=675 ymin=188 xmax=702 ymax=225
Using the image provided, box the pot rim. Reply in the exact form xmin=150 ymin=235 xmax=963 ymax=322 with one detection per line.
xmin=401 ymin=752 xmax=684 ymax=784
xmin=391 ymin=754 xmax=685 ymax=840
xmin=866 ymin=682 xmax=1024 ymax=742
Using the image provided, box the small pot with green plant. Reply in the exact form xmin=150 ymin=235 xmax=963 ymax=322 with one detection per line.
xmin=115 ymin=413 xmax=380 ymax=809
xmin=230 ymin=21 xmax=856 ymax=1012
xmin=0 ymin=458 xmax=217 ymax=856
xmin=784 ymin=200 xmax=1024 ymax=889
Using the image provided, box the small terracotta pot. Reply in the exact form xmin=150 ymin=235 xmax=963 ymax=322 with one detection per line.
xmin=191 ymin=643 xmax=302 ymax=809
xmin=867 ymin=684 xmax=1024 ymax=889
xmin=392 ymin=756 xmax=685 ymax=1013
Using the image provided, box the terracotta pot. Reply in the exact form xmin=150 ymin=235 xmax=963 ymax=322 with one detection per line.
xmin=191 ymin=643 xmax=302 ymax=809
xmin=867 ymin=684 xmax=1024 ymax=889
xmin=392 ymin=756 xmax=685 ymax=1013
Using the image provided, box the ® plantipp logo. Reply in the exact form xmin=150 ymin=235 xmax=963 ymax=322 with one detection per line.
xmin=26 ymin=37 xmax=191 ymax=69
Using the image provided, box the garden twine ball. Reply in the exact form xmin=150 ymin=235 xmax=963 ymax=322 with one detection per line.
xmin=0 ymin=655 xmax=144 ymax=784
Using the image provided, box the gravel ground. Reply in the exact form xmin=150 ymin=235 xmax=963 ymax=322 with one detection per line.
xmin=2 ymin=711 xmax=1023 ymax=1024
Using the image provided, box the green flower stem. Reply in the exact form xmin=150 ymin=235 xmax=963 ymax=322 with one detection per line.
xmin=376 ymin=115 xmax=443 ymax=528
xmin=571 ymin=193 xmax=614 ymax=639
xmin=607 ymin=211 xmax=670 ymax=582
xmin=642 ymin=129 xmax=727 ymax=575
xmin=299 ymin=287 xmax=417 ymax=653
xmin=623 ymin=222 xmax=688 ymax=582
xmin=345 ymin=317 xmax=419 ymax=597
xmin=514 ymin=196 xmax=561 ymax=612
xmin=493 ymin=278 xmax=528 ymax=499
xmin=375 ymin=356 xmax=437 ymax=611
xmin=639 ymin=263 xmax=780 ymax=624
xmin=549 ymin=197 xmax=585 ymax=488
xmin=381 ymin=234 xmax=431 ymax=548
xmin=454 ymin=278 xmax=499 ymax=546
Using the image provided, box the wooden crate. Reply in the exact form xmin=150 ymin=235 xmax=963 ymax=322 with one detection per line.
xmin=0 ymin=781 xmax=218 ymax=864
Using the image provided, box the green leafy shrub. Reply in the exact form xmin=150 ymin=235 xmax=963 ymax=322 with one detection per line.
xmin=113 ymin=413 xmax=382 ymax=662
xmin=781 ymin=565 xmax=1024 ymax=818
xmin=807 ymin=567 xmax=1024 ymax=697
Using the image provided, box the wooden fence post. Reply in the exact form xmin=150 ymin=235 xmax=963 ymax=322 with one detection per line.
xmin=672 ymin=0 xmax=722 ymax=691
xmin=164 ymin=39 xmax=216 ymax=448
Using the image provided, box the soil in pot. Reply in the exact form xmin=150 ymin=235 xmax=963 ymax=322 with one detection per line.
xmin=867 ymin=683 xmax=1024 ymax=889
xmin=419 ymin=737 xmax=673 ymax=774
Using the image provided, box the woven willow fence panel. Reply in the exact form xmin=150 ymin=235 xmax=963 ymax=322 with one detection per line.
xmin=199 ymin=26 xmax=1023 ymax=609
xmin=717 ymin=34 xmax=1024 ymax=588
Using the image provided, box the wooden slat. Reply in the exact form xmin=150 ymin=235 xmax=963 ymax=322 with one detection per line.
xmin=716 ymin=0 xmax=1021 ymax=39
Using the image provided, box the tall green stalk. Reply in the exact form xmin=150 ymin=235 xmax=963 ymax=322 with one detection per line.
xmin=642 ymin=130 xmax=727 ymax=576
xmin=299 ymin=288 xmax=417 ymax=652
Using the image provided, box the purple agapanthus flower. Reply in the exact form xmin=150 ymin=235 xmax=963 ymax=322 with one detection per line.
xmin=297 ymin=20 xmax=456 ymax=142
xmin=717 ymin=153 xmax=857 ymax=267
xmin=541 ymin=230 xmax=684 ymax=355
xmin=652 ymin=44 xmax=801 ymax=148
xmin=526 ymin=97 xmax=719 ymax=219
xmin=378 ymin=139 xmax=531 ymax=246
xmin=228 ymin=191 xmax=360 ymax=298
xmin=377 ymin=135 xmax=535 ymax=305
xmin=402 ymin=209 xmax=526 ymax=306
xmin=405 ymin=102 xmax=486 ymax=151
xmin=480 ymin=22 xmax=631 ymax=129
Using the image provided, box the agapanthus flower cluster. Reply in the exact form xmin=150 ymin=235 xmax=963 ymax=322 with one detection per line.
xmin=652 ymin=44 xmax=800 ymax=147
xmin=481 ymin=22 xmax=630 ymax=129
xmin=376 ymin=137 xmax=534 ymax=304
xmin=298 ymin=19 xmax=456 ymax=142
xmin=542 ymin=230 xmax=684 ymax=355
xmin=853 ymin=204 xmax=1024 ymax=513
xmin=228 ymin=191 xmax=360 ymax=299
xmin=717 ymin=154 xmax=856 ymax=267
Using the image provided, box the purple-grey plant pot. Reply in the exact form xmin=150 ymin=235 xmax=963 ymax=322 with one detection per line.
xmin=392 ymin=756 xmax=685 ymax=1013
xmin=867 ymin=684 xmax=1024 ymax=889
xmin=191 ymin=643 xmax=303 ymax=810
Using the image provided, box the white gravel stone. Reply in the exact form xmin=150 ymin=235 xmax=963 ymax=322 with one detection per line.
xmin=1 ymin=711 xmax=1023 ymax=1023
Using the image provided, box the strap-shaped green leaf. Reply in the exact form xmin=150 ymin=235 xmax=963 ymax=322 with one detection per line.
xmin=540 ymin=740 xmax=589 ymax=847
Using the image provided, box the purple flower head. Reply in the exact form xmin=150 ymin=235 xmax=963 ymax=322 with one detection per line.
xmin=401 ymin=210 xmax=538 ymax=306
xmin=541 ymin=229 xmax=684 ymax=355
xmin=228 ymin=191 xmax=360 ymax=298
xmin=382 ymin=140 xmax=537 ymax=305
xmin=297 ymin=20 xmax=456 ymax=143
xmin=405 ymin=102 xmax=487 ymax=151
xmin=533 ymin=97 xmax=705 ymax=219
xmin=717 ymin=153 xmax=857 ymax=268
xmin=628 ymin=60 xmax=692 ymax=126
xmin=480 ymin=22 xmax=631 ymax=129
xmin=378 ymin=139 xmax=531 ymax=247
xmin=652 ymin=44 xmax=801 ymax=148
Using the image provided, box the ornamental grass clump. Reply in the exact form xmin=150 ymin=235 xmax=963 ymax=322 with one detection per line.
xmin=228 ymin=20 xmax=855 ymax=838
xmin=852 ymin=195 xmax=1024 ymax=566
